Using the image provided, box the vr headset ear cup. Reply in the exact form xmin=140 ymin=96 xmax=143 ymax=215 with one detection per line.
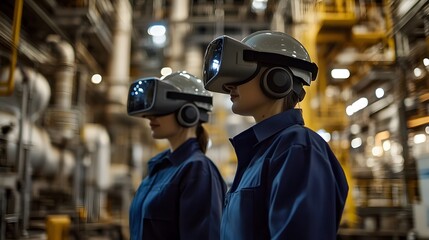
xmin=260 ymin=67 xmax=293 ymax=99
xmin=177 ymin=103 xmax=200 ymax=127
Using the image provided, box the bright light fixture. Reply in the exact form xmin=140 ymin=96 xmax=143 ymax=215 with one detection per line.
xmin=346 ymin=97 xmax=368 ymax=116
xmin=316 ymin=129 xmax=331 ymax=142
xmin=148 ymin=25 xmax=166 ymax=36
xmin=375 ymin=88 xmax=384 ymax=98
xmin=351 ymin=137 xmax=362 ymax=148
xmin=251 ymin=0 xmax=268 ymax=12
xmin=160 ymin=67 xmax=172 ymax=76
xmin=414 ymin=67 xmax=423 ymax=78
xmin=372 ymin=146 xmax=383 ymax=157
xmin=331 ymin=68 xmax=350 ymax=79
xmin=152 ymin=35 xmax=166 ymax=46
xmin=414 ymin=133 xmax=427 ymax=144
xmin=91 ymin=74 xmax=102 ymax=84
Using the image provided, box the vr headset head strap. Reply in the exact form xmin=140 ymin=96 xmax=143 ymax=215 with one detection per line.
xmin=243 ymin=50 xmax=318 ymax=80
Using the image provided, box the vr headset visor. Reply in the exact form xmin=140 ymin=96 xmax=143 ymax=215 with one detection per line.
xmin=127 ymin=77 xmax=212 ymax=118
xmin=202 ymin=35 xmax=318 ymax=94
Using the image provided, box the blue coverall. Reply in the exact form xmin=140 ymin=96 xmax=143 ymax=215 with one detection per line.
xmin=129 ymin=138 xmax=227 ymax=240
xmin=221 ymin=109 xmax=349 ymax=240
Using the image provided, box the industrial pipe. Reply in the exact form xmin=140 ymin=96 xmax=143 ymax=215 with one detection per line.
xmin=82 ymin=123 xmax=111 ymax=221
xmin=45 ymin=36 xmax=79 ymax=142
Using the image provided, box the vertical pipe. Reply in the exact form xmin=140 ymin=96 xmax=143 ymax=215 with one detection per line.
xmin=17 ymin=68 xmax=29 ymax=237
xmin=185 ymin=46 xmax=202 ymax=78
xmin=47 ymin=36 xmax=75 ymax=109
xmin=46 ymin=36 xmax=78 ymax=142
xmin=271 ymin=0 xmax=287 ymax=31
xmin=107 ymin=0 xmax=132 ymax=107
xmin=0 ymin=188 xmax=5 ymax=239
xmin=394 ymin=32 xmax=411 ymax=206
xmin=168 ymin=0 xmax=191 ymax=70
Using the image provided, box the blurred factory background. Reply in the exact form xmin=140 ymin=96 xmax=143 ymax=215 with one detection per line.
xmin=1 ymin=0 xmax=429 ymax=239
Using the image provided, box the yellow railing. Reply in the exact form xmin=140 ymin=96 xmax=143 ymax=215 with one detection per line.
xmin=0 ymin=0 xmax=23 ymax=96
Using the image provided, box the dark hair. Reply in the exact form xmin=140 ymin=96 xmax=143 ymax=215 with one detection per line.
xmin=283 ymin=92 xmax=300 ymax=110
xmin=196 ymin=124 xmax=209 ymax=153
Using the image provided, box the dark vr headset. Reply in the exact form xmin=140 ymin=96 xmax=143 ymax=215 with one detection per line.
xmin=127 ymin=77 xmax=213 ymax=118
xmin=202 ymin=35 xmax=318 ymax=94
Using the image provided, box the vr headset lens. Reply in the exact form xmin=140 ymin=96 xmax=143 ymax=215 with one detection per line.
xmin=127 ymin=79 xmax=156 ymax=116
xmin=203 ymin=36 xmax=258 ymax=93
xmin=203 ymin=38 xmax=224 ymax=86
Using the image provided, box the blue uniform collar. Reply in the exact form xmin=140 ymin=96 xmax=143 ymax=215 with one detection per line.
xmin=148 ymin=138 xmax=200 ymax=174
xmin=253 ymin=109 xmax=304 ymax=143
xmin=229 ymin=109 xmax=304 ymax=164
xmin=231 ymin=109 xmax=304 ymax=146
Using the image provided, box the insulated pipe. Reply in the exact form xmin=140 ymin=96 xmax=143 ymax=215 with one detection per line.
xmin=0 ymin=66 xmax=75 ymax=176
xmin=171 ymin=0 xmax=189 ymax=21
xmin=47 ymin=35 xmax=75 ymax=109
xmin=82 ymin=124 xmax=111 ymax=222
xmin=82 ymin=124 xmax=111 ymax=190
xmin=0 ymin=112 xmax=75 ymax=178
xmin=0 ymin=67 xmax=51 ymax=121
xmin=45 ymin=36 xmax=79 ymax=142
xmin=168 ymin=0 xmax=191 ymax=70
xmin=107 ymin=0 xmax=132 ymax=109
xmin=185 ymin=46 xmax=203 ymax=78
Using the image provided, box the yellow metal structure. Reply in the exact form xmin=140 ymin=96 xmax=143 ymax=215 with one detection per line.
xmin=294 ymin=0 xmax=397 ymax=230
xmin=0 ymin=0 xmax=23 ymax=96
xmin=46 ymin=215 xmax=71 ymax=240
xmin=292 ymin=0 xmax=393 ymax=228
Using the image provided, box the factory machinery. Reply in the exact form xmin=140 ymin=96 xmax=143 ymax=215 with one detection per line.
xmin=0 ymin=1 xmax=141 ymax=239
xmin=3 ymin=0 xmax=429 ymax=239
xmin=0 ymin=36 xmax=129 ymax=240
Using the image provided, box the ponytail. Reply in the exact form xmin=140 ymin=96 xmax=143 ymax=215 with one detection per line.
xmin=283 ymin=92 xmax=300 ymax=111
xmin=196 ymin=124 xmax=209 ymax=153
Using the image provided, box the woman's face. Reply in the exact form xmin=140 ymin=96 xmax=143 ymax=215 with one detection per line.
xmin=224 ymin=69 xmax=282 ymax=121
xmin=144 ymin=113 xmax=181 ymax=139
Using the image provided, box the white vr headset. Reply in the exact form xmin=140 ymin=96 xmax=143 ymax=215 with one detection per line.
xmin=202 ymin=35 xmax=318 ymax=94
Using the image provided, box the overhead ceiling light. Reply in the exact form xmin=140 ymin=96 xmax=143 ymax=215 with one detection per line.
xmin=414 ymin=67 xmax=423 ymax=78
xmin=375 ymin=88 xmax=384 ymax=98
xmin=251 ymin=0 xmax=268 ymax=12
xmin=91 ymin=74 xmax=102 ymax=84
xmin=414 ymin=133 xmax=427 ymax=144
xmin=350 ymin=124 xmax=360 ymax=134
xmin=152 ymin=35 xmax=167 ymax=46
xmin=351 ymin=137 xmax=362 ymax=149
xmin=316 ymin=129 xmax=331 ymax=142
xmin=160 ymin=67 xmax=172 ymax=76
xmin=148 ymin=24 xmax=166 ymax=37
xmin=372 ymin=146 xmax=383 ymax=157
xmin=423 ymin=58 xmax=429 ymax=66
xmin=346 ymin=97 xmax=368 ymax=116
xmin=331 ymin=68 xmax=350 ymax=79
xmin=382 ymin=140 xmax=391 ymax=151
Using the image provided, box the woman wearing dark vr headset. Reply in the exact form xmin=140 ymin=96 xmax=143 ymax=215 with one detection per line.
xmin=127 ymin=71 xmax=226 ymax=240
xmin=202 ymin=30 xmax=348 ymax=239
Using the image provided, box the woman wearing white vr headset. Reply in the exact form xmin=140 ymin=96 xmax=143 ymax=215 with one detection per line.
xmin=127 ymin=71 xmax=226 ymax=240
xmin=203 ymin=30 xmax=348 ymax=239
